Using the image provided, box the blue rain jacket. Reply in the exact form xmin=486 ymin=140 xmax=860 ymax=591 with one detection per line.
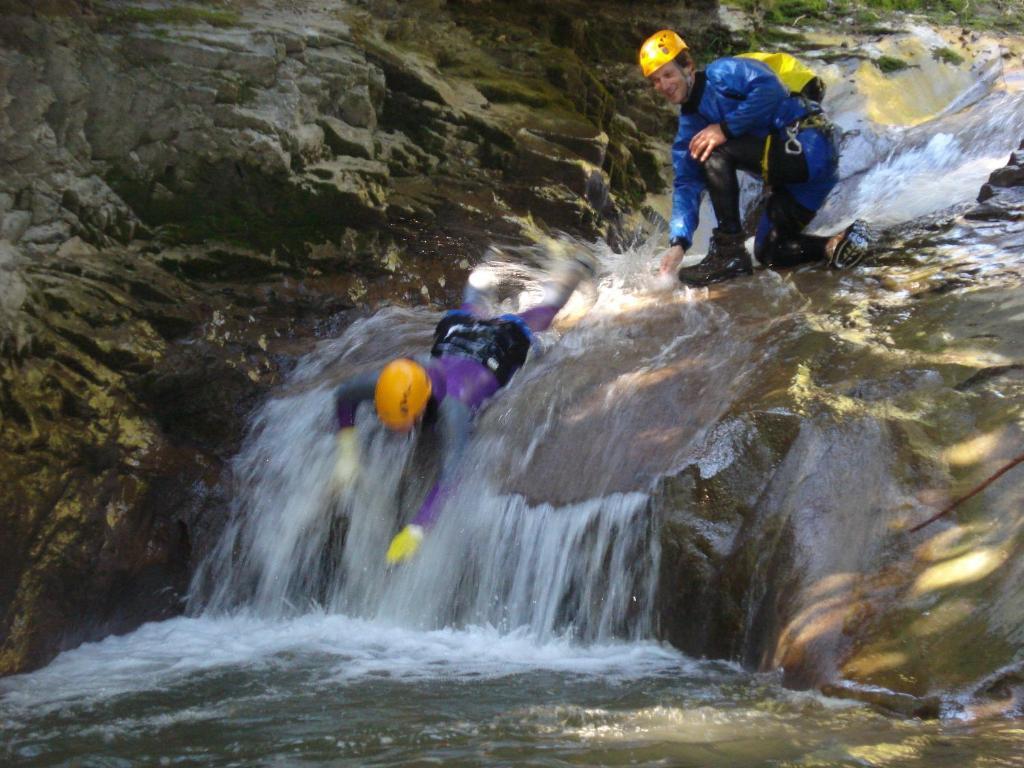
xmin=669 ymin=57 xmax=838 ymax=249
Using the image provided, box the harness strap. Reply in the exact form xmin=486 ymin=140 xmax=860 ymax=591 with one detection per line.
xmin=762 ymin=112 xmax=837 ymax=181
xmin=784 ymin=124 xmax=803 ymax=155
xmin=430 ymin=313 xmax=532 ymax=387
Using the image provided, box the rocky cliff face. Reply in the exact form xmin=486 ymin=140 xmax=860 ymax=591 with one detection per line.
xmin=0 ymin=0 xmax=712 ymax=674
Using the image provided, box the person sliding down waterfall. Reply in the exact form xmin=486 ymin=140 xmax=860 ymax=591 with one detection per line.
xmin=639 ymin=30 xmax=870 ymax=285
xmin=332 ymin=249 xmax=597 ymax=565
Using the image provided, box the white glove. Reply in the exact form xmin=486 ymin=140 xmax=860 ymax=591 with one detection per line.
xmin=332 ymin=427 xmax=360 ymax=490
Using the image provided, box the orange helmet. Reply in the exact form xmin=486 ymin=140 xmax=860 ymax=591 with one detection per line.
xmin=375 ymin=359 xmax=432 ymax=431
xmin=639 ymin=29 xmax=688 ymax=78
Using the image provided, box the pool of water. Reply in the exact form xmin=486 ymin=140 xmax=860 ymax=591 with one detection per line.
xmin=3 ymin=614 xmax=1022 ymax=767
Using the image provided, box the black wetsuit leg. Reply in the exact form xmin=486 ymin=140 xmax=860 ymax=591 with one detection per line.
xmin=756 ymin=189 xmax=831 ymax=267
xmin=706 ymin=135 xmax=829 ymax=267
xmin=702 ymin=134 xmax=765 ymax=234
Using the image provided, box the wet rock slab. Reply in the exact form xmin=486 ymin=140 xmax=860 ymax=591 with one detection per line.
xmin=649 ymin=174 xmax=1024 ymax=715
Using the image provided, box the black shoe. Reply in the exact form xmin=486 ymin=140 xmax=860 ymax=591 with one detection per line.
xmin=826 ymin=220 xmax=871 ymax=270
xmin=678 ymin=230 xmax=753 ymax=287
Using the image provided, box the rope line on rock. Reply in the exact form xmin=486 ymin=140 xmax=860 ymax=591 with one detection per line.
xmin=909 ymin=451 xmax=1024 ymax=533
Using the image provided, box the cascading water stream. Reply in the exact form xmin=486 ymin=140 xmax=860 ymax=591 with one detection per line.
xmin=811 ymin=32 xmax=1024 ymax=231
xmin=189 ymin=254 xmax=756 ymax=643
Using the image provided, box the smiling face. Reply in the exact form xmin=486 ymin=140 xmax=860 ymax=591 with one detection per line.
xmin=649 ymin=60 xmax=691 ymax=106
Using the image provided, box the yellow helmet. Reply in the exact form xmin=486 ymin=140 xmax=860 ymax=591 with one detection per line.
xmin=375 ymin=358 xmax=432 ymax=432
xmin=639 ymin=29 xmax=688 ymax=78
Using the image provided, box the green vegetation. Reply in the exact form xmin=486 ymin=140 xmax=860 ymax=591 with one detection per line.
xmin=932 ymin=45 xmax=966 ymax=65
xmin=874 ymin=54 xmax=910 ymax=72
xmin=100 ymin=3 xmax=241 ymax=29
xmin=726 ymin=0 xmax=1024 ymax=35
xmin=727 ymin=0 xmax=834 ymax=28
xmin=861 ymin=0 xmax=968 ymax=13
xmin=476 ymin=79 xmax=556 ymax=109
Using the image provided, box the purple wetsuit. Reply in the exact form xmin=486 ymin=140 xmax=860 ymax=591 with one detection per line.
xmin=334 ymin=264 xmax=587 ymax=530
xmin=334 ymin=312 xmax=537 ymax=528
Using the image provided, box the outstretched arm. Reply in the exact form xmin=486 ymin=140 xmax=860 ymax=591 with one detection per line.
xmin=669 ymin=113 xmax=707 ymax=253
xmin=415 ymin=398 xmax=471 ymax=528
xmin=386 ymin=397 xmax=472 ymax=564
xmin=516 ymin=255 xmax=595 ymax=332
xmin=334 ymin=370 xmax=379 ymax=429
xmin=332 ymin=370 xmax=378 ymax=490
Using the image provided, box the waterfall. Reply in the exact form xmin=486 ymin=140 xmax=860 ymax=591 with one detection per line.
xmin=188 ymin=250 xmax=735 ymax=642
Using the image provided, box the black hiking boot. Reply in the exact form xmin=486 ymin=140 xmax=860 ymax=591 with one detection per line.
xmin=826 ymin=220 xmax=871 ymax=270
xmin=677 ymin=229 xmax=753 ymax=287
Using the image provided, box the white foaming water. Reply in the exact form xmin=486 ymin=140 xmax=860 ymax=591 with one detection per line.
xmin=357 ymin=488 xmax=658 ymax=638
xmin=813 ymin=64 xmax=1024 ymax=231
xmin=0 ymin=613 xmax=688 ymax=714
xmin=840 ymin=132 xmax=1005 ymax=226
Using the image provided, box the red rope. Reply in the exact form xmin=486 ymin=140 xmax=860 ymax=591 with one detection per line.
xmin=909 ymin=452 xmax=1024 ymax=533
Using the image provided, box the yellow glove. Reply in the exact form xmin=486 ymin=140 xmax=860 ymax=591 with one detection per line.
xmin=386 ymin=524 xmax=424 ymax=565
xmin=331 ymin=427 xmax=360 ymax=490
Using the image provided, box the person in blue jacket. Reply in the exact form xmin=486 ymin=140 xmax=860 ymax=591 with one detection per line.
xmin=332 ymin=251 xmax=595 ymax=565
xmin=638 ymin=30 xmax=868 ymax=286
